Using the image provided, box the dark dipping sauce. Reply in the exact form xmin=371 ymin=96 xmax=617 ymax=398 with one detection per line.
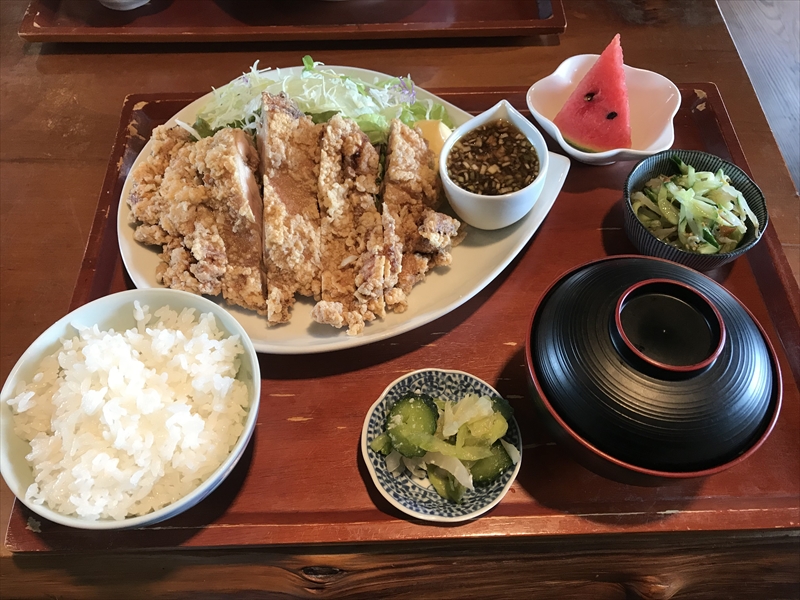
xmin=446 ymin=118 xmax=540 ymax=196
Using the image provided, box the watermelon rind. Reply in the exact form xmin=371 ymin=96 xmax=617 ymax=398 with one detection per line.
xmin=563 ymin=136 xmax=604 ymax=153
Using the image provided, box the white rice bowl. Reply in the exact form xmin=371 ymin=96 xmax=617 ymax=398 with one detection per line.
xmin=0 ymin=289 xmax=260 ymax=530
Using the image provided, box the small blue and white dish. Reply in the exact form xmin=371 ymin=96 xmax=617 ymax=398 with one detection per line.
xmin=361 ymin=368 xmax=522 ymax=523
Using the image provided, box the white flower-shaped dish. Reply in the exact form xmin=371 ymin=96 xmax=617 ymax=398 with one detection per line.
xmin=361 ymin=369 xmax=522 ymax=523
xmin=527 ymin=54 xmax=681 ymax=165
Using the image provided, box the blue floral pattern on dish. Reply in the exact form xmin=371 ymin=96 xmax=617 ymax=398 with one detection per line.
xmin=361 ymin=369 xmax=522 ymax=522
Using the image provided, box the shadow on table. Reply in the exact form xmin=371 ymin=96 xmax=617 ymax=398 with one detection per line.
xmin=494 ymin=349 xmax=705 ymax=527
xmin=597 ymin=199 xmax=736 ymax=284
xmin=353 ymin=347 xmax=705 ymax=529
xmin=37 ymin=34 xmax=561 ymax=59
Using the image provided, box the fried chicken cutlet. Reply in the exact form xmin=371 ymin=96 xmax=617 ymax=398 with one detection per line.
xmin=257 ymin=93 xmax=323 ymax=325
xmin=127 ymin=126 xmax=267 ymax=313
xmin=128 ymin=125 xmax=226 ymax=296
xmin=312 ymin=114 xmax=385 ymax=335
xmin=128 ymin=110 xmax=463 ymax=335
xmin=194 ymin=128 xmax=266 ymax=313
xmin=128 ymin=125 xmax=193 ymax=240
xmin=381 ymin=119 xmax=462 ymax=313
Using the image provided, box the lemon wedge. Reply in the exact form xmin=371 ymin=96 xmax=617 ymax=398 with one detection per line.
xmin=414 ymin=119 xmax=452 ymax=162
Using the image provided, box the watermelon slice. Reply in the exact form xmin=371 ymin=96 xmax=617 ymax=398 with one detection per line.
xmin=553 ymin=34 xmax=632 ymax=152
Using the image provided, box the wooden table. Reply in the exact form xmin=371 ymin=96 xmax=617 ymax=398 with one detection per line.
xmin=1 ymin=0 xmax=798 ymax=597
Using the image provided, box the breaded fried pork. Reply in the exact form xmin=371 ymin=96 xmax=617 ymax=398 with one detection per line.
xmin=257 ymin=92 xmax=323 ymax=325
xmin=312 ymin=114 xmax=385 ymax=335
xmin=381 ymin=119 xmax=462 ymax=313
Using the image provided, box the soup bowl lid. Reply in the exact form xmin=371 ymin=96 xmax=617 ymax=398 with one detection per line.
xmin=526 ymin=255 xmax=781 ymax=473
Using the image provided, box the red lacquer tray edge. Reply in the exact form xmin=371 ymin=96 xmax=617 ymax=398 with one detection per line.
xmin=6 ymin=82 xmax=799 ymax=553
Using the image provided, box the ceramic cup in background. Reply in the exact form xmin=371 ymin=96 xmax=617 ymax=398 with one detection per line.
xmin=97 ymin=0 xmax=151 ymax=10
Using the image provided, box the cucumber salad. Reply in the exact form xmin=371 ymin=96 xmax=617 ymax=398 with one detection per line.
xmin=184 ymin=56 xmax=453 ymax=145
xmin=631 ymin=157 xmax=760 ymax=254
xmin=370 ymin=392 xmax=520 ymax=503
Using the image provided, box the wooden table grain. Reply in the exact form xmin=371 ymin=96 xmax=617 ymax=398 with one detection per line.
xmin=1 ymin=0 xmax=798 ymax=597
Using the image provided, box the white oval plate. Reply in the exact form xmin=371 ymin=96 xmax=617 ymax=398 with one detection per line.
xmin=118 ymin=66 xmax=571 ymax=354
xmin=361 ymin=368 xmax=522 ymax=522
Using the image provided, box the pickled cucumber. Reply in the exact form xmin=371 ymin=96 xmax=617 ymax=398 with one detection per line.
xmin=490 ymin=395 xmax=514 ymax=422
xmin=427 ymin=464 xmax=465 ymax=503
xmin=469 ymin=441 xmax=513 ymax=486
xmin=385 ymin=393 xmax=438 ymax=457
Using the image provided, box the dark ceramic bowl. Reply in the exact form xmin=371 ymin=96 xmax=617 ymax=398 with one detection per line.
xmin=525 ymin=255 xmax=782 ymax=486
xmin=623 ymin=149 xmax=768 ymax=271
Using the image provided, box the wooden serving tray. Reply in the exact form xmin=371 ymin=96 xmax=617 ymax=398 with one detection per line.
xmin=6 ymin=84 xmax=799 ymax=552
xmin=19 ymin=0 xmax=567 ymax=43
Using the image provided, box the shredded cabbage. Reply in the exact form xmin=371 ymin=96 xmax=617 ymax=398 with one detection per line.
xmin=385 ymin=450 xmax=404 ymax=477
xmin=193 ymin=56 xmax=453 ymax=145
xmin=402 ymin=456 xmax=428 ymax=479
xmin=441 ymin=393 xmax=495 ymax=437
xmin=500 ymin=439 xmax=521 ymax=465
xmin=423 ymin=451 xmax=474 ymax=490
xmin=631 ymin=156 xmax=759 ymax=254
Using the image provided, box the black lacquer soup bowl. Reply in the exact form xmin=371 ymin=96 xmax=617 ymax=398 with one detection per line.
xmin=525 ymin=256 xmax=781 ymax=486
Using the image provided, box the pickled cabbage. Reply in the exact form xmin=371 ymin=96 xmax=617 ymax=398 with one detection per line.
xmin=373 ymin=391 xmax=517 ymax=503
xmin=631 ymin=157 xmax=759 ymax=254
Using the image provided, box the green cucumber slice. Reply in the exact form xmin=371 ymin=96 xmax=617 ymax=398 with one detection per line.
xmin=369 ymin=432 xmax=393 ymax=455
xmin=385 ymin=393 xmax=438 ymax=458
xmin=490 ymin=396 xmax=514 ymax=421
xmin=469 ymin=441 xmax=513 ymax=486
xmin=427 ymin=464 xmax=466 ymax=503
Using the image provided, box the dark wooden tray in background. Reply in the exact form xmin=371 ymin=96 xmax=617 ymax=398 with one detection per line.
xmin=19 ymin=0 xmax=567 ymax=43
xmin=6 ymin=84 xmax=799 ymax=552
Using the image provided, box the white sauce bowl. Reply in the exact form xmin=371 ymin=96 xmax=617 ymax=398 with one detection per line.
xmin=440 ymin=100 xmax=550 ymax=230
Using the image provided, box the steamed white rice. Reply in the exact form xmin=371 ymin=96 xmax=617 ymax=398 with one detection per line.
xmin=6 ymin=301 xmax=250 ymax=521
